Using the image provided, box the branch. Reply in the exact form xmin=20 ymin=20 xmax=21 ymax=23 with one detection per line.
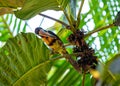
xmin=39 ymin=13 xmax=69 ymax=28
xmin=39 ymin=17 xmax=44 ymax=26
xmin=84 ymin=23 xmax=115 ymax=38
xmin=49 ymin=53 xmax=82 ymax=74
xmin=76 ymin=0 xmax=85 ymax=28
xmin=57 ymin=3 xmax=76 ymax=32
xmin=82 ymin=71 xmax=86 ymax=86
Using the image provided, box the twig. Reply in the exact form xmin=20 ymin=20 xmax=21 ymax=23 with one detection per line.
xmin=84 ymin=23 xmax=114 ymax=38
xmin=50 ymin=52 xmax=82 ymax=74
xmin=77 ymin=0 xmax=85 ymax=28
xmin=51 ymin=53 xmax=82 ymax=73
xmin=64 ymin=43 xmax=72 ymax=47
xmin=39 ymin=13 xmax=69 ymax=28
xmin=25 ymin=21 xmax=33 ymax=31
xmin=50 ymin=52 xmax=82 ymax=73
xmin=57 ymin=4 xmax=75 ymax=32
xmin=62 ymin=9 xmax=75 ymax=32
xmin=39 ymin=17 xmax=44 ymax=27
xmin=50 ymin=52 xmax=82 ymax=62
xmin=65 ymin=54 xmax=81 ymax=74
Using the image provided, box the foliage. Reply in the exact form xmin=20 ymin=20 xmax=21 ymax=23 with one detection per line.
xmin=0 ymin=33 xmax=51 ymax=86
xmin=0 ymin=0 xmax=120 ymax=86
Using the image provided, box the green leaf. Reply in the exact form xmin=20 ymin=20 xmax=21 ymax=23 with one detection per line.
xmin=47 ymin=60 xmax=82 ymax=86
xmin=0 ymin=0 xmax=25 ymax=8
xmin=0 ymin=33 xmax=51 ymax=86
xmin=0 ymin=0 xmax=25 ymax=15
xmin=15 ymin=0 xmax=69 ymax=19
xmin=0 ymin=7 xmax=13 ymax=15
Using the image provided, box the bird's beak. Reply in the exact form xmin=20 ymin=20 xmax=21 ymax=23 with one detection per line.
xmin=38 ymin=29 xmax=48 ymax=36
xmin=38 ymin=29 xmax=56 ymax=38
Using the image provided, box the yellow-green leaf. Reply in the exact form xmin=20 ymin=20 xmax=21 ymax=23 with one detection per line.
xmin=14 ymin=0 xmax=69 ymax=19
xmin=0 ymin=33 xmax=51 ymax=86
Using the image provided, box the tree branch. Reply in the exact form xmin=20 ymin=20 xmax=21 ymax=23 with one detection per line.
xmin=39 ymin=13 xmax=69 ymax=28
xmin=84 ymin=23 xmax=115 ymax=38
xmin=77 ymin=0 xmax=85 ymax=28
xmin=82 ymin=71 xmax=86 ymax=86
xmin=48 ymin=53 xmax=82 ymax=74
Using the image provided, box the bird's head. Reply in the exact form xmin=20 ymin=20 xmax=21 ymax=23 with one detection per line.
xmin=35 ymin=27 xmax=43 ymax=34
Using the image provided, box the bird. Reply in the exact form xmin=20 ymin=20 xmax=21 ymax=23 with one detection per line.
xmin=35 ymin=27 xmax=83 ymax=73
xmin=35 ymin=27 xmax=67 ymax=55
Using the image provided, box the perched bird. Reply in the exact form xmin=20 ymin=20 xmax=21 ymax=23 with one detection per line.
xmin=35 ymin=27 xmax=67 ymax=55
xmin=35 ymin=27 xmax=83 ymax=73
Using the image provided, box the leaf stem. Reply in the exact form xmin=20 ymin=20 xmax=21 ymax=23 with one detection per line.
xmin=77 ymin=0 xmax=85 ymax=28
xmin=50 ymin=52 xmax=82 ymax=73
xmin=39 ymin=13 xmax=69 ymax=28
xmin=62 ymin=9 xmax=75 ymax=32
xmin=84 ymin=23 xmax=115 ymax=38
xmin=1 ymin=16 xmax=13 ymax=37
xmin=82 ymin=71 xmax=86 ymax=86
xmin=39 ymin=17 xmax=44 ymax=27
xmin=58 ymin=3 xmax=76 ymax=32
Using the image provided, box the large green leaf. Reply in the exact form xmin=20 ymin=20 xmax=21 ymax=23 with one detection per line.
xmin=15 ymin=0 xmax=69 ymax=19
xmin=0 ymin=0 xmax=25 ymax=15
xmin=0 ymin=0 xmax=25 ymax=7
xmin=0 ymin=33 xmax=51 ymax=86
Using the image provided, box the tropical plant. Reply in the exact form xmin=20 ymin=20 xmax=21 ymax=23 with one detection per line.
xmin=0 ymin=0 xmax=120 ymax=86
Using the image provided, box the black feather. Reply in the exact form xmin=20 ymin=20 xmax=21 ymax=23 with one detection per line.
xmin=47 ymin=31 xmax=60 ymax=39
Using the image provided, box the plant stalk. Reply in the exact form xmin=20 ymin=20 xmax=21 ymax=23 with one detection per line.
xmin=62 ymin=8 xmax=76 ymax=32
xmin=84 ymin=23 xmax=115 ymax=38
xmin=77 ymin=0 xmax=85 ymax=28
xmin=82 ymin=71 xmax=86 ymax=86
xmin=39 ymin=13 xmax=69 ymax=28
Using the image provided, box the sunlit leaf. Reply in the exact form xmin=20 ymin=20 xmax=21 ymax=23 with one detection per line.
xmin=0 ymin=0 xmax=25 ymax=15
xmin=0 ymin=33 xmax=51 ymax=85
xmin=0 ymin=7 xmax=13 ymax=15
xmin=0 ymin=0 xmax=25 ymax=7
xmin=15 ymin=0 xmax=69 ymax=19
